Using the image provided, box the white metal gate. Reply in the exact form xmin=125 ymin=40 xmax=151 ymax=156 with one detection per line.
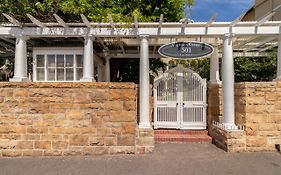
xmin=153 ymin=65 xmax=207 ymax=129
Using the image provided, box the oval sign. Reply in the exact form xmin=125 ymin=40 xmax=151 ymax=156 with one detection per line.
xmin=158 ymin=41 xmax=214 ymax=59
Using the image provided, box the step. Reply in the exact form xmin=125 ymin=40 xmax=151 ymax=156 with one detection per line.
xmin=154 ymin=130 xmax=212 ymax=143
xmin=155 ymin=130 xmax=208 ymax=135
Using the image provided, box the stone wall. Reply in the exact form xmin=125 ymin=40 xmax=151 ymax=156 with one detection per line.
xmin=208 ymin=82 xmax=281 ymax=152
xmin=210 ymin=126 xmax=246 ymax=152
xmin=238 ymin=82 xmax=281 ymax=151
xmin=207 ymin=83 xmax=222 ymax=128
xmin=0 ymin=82 xmax=154 ymax=157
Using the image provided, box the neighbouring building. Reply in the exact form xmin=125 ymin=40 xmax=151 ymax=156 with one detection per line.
xmin=243 ymin=0 xmax=281 ymax=21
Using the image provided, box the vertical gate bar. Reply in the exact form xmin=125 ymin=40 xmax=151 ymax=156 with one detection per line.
xmin=154 ymin=85 xmax=157 ymax=127
xmin=153 ymin=65 xmax=207 ymax=129
xmin=163 ymin=107 xmax=165 ymax=122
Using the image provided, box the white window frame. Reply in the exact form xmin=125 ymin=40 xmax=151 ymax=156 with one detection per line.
xmin=33 ymin=47 xmax=84 ymax=82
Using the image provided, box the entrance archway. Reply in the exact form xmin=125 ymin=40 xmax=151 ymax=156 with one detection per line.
xmin=153 ymin=65 xmax=207 ymax=130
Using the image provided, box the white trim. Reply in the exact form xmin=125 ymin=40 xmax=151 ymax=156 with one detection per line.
xmin=33 ymin=47 xmax=83 ymax=53
xmin=33 ymin=47 xmax=84 ymax=82
xmin=1 ymin=21 xmax=281 ymax=38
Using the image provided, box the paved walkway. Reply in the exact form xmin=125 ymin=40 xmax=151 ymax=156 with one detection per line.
xmin=1 ymin=143 xmax=281 ymax=175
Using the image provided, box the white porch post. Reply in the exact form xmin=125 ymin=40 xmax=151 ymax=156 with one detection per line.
xmin=222 ymin=34 xmax=237 ymax=130
xmin=10 ymin=36 xmax=30 ymax=82
xmin=210 ymin=45 xmax=221 ymax=83
xmin=80 ymin=36 xmax=95 ymax=82
xmin=139 ymin=34 xmax=150 ymax=128
xmin=276 ymin=36 xmax=281 ymax=80
xmin=105 ymin=56 xmax=111 ymax=82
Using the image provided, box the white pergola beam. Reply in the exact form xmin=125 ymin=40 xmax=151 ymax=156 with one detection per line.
xmin=1 ymin=22 xmax=281 ymax=37
xmin=2 ymin=13 xmax=22 ymax=27
xmin=27 ymin=13 xmax=46 ymax=28
xmin=134 ymin=13 xmax=138 ymax=29
xmin=41 ymin=38 xmax=52 ymax=44
xmin=234 ymin=36 xmax=260 ymax=49
xmin=255 ymin=12 xmax=275 ymax=27
xmin=95 ymin=51 xmax=266 ymax=58
xmin=273 ymin=4 xmax=281 ymax=12
xmin=118 ymin=38 xmax=125 ymax=54
xmin=244 ymin=36 xmax=276 ymax=52
xmin=181 ymin=18 xmax=189 ymax=34
xmin=98 ymin=53 xmax=160 ymax=58
xmin=108 ymin=14 xmax=115 ymax=28
xmin=230 ymin=12 xmax=246 ymax=27
xmin=153 ymin=14 xmax=164 ymax=54
xmin=80 ymin=14 xmax=92 ymax=28
xmin=0 ymin=37 xmax=15 ymax=45
xmin=53 ymin=14 xmax=68 ymax=28
xmin=158 ymin=14 xmax=164 ymax=35
xmin=97 ymin=37 xmax=109 ymax=52
xmin=259 ymin=43 xmax=278 ymax=52
xmin=205 ymin=13 xmax=218 ymax=28
xmin=0 ymin=41 xmax=14 ymax=49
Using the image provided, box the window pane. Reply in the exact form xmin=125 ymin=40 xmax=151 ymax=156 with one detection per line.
xmin=66 ymin=55 xmax=74 ymax=67
xmin=36 ymin=55 xmax=45 ymax=67
xmin=77 ymin=68 xmax=83 ymax=80
xmin=47 ymin=68 xmax=55 ymax=81
xmin=47 ymin=55 xmax=55 ymax=67
xmin=36 ymin=68 xmax=45 ymax=81
xmin=66 ymin=68 xmax=74 ymax=81
xmin=57 ymin=55 xmax=64 ymax=67
xmin=57 ymin=68 xmax=64 ymax=81
xmin=76 ymin=55 xmax=83 ymax=67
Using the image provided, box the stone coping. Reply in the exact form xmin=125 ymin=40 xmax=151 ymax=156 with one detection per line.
xmin=0 ymin=82 xmax=136 ymax=89
xmin=208 ymin=81 xmax=281 ymax=88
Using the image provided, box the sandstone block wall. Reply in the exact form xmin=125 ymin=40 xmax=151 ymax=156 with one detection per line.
xmin=208 ymin=82 xmax=281 ymax=152
xmin=210 ymin=126 xmax=246 ymax=152
xmin=237 ymin=82 xmax=281 ymax=151
xmin=208 ymin=83 xmax=222 ymax=128
xmin=0 ymin=82 xmax=154 ymax=157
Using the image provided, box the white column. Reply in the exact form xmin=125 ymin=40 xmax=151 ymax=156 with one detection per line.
xmin=139 ymin=34 xmax=150 ymax=128
xmin=210 ymin=45 xmax=221 ymax=84
xmin=222 ymin=34 xmax=237 ymax=130
xmin=276 ymin=36 xmax=281 ymax=80
xmin=105 ymin=56 xmax=111 ymax=82
xmin=10 ymin=36 xmax=30 ymax=82
xmin=80 ymin=36 xmax=95 ymax=82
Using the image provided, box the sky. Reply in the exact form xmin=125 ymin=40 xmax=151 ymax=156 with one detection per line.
xmin=190 ymin=0 xmax=255 ymax=22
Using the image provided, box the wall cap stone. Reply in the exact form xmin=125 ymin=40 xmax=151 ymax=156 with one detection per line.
xmin=0 ymin=82 xmax=136 ymax=89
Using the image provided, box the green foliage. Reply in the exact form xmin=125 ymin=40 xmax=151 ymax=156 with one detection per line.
xmin=168 ymin=58 xmax=210 ymax=79
xmin=234 ymin=50 xmax=277 ymax=82
xmin=0 ymin=0 xmax=196 ymax=82
xmin=0 ymin=0 xmax=195 ymax=22
xmin=165 ymin=49 xmax=277 ymax=83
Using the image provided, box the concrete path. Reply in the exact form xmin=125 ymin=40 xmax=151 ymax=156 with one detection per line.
xmin=0 ymin=143 xmax=281 ymax=175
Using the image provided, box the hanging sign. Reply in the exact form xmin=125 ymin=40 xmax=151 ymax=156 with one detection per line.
xmin=158 ymin=41 xmax=214 ymax=59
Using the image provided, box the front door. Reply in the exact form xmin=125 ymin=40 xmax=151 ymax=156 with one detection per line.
xmin=153 ymin=65 xmax=207 ymax=130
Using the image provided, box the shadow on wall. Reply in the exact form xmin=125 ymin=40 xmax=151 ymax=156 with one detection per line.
xmin=207 ymin=83 xmax=222 ymax=131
